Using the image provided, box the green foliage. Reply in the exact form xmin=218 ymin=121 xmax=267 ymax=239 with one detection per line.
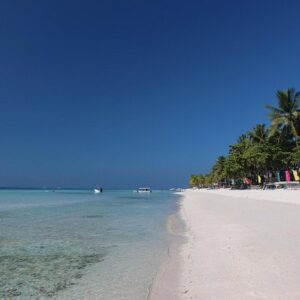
xmin=267 ymin=88 xmax=300 ymax=147
xmin=189 ymin=173 xmax=213 ymax=188
xmin=210 ymin=156 xmax=226 ymax=183
xmin=189 ymin=88 xmax=300 ymax=186
xmin=291 ymin=148 xmax=300 ymax=165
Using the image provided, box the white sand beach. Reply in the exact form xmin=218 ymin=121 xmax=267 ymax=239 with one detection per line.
xmin=151 ymin=189 xmax=300 ymax=300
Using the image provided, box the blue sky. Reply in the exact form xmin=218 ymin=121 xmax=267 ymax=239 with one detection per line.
xmin=1 ymin=0 xmax=300 ymax=188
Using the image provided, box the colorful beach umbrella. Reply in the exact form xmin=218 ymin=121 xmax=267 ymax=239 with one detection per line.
xmin=276 ymin=172 xmax=281 ymax=182
xmin=258 ymin=175 xmax=262 ymax=184
xmin=285 ymin=170 xmax=291 ymax=182
xmin=293 ymin=170 xmax=300 ymax=181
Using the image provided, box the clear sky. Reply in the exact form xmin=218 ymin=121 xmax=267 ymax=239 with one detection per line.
xmin=1 ymin=0 xmax=300 ymax=188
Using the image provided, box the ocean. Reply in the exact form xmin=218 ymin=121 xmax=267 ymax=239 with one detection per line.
xmin=0 ymin=189 xmax=180 ymax=299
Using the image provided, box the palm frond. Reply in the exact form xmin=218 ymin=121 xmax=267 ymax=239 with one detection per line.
xmin=291 ymin=123 xmax=299 ymax=138
xmin=268 ymin=124 xmax=279 ymax=137
xmin=266 ymin=104 xmax=284 ymax=115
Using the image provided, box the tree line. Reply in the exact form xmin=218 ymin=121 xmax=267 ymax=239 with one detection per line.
xmin=189 ymin=88 xmax=300 ymax=188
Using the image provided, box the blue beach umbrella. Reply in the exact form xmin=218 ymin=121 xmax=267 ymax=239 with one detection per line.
xmin=276 ymin=172 xmax=281 ymax=182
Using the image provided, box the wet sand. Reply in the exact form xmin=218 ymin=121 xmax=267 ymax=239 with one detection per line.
xmin=148 ymin=203 xmax=186 ymax=300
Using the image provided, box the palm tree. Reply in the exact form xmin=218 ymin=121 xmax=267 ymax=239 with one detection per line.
xmin=189 ymin=175 xmax=199 ymax=188
xmin=211 ymin=156 xmax=226 ymax=187
xmin=248 ymin=124 xmax=268 ymax=143
xmin=266 ymin=88 xmax=300 ymax=148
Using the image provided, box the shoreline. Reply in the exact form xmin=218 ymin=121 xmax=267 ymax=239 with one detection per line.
xmin=151 ymin=188 xmax=300 ymax=299
xmin=148 ymin=194 xmax=186 ymax=300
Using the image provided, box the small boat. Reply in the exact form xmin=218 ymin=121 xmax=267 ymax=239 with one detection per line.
xmin=94 ymin=188 xmax=103 ymax=193
xmin=137 ymin=187 xmax=152 ymax=193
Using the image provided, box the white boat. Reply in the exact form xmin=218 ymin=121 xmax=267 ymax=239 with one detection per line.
xmin=94 ymin=188 xmax=103 ymax=193
xmin=137 ymin=187 xmax=152 ymax=193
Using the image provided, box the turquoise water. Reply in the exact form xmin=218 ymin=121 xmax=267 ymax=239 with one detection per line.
xmin=0 ymin=189 xmax=179 ymax=299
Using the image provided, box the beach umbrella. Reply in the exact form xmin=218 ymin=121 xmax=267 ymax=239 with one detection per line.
xmin=276 ymin=172 xmax=281 ymax=182
xmin=258 ymin=175 xmax=262 ymax=184
xmin=292 ymin=170 xmax=299 ymax=181
xmin=285 ymin=170 xmax=291 ymax=182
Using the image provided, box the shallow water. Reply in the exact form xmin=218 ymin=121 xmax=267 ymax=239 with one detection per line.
xmin=0 ymin=189 xmax=179 ymax=299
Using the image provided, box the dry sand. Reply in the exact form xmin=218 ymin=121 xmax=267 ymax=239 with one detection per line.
xmin=151 ymin=189 xmax=300 ymax=300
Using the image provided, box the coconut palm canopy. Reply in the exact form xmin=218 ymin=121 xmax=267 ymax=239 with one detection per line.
xmin=190 ymin=88 xmax=300 ymax=188
xmin=267 ymin=88 xmax=300 ymax=147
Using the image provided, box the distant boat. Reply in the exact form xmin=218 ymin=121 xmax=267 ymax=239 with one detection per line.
xmin=94 ymin=188 xmax=103 ymax=193
xmin=136 ymin=187 xmax=152 ymax=193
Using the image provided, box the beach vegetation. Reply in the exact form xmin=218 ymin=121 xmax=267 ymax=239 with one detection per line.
xmin=189 ymin=88 xmax=300 ymax=188
xmin=267 ymin=88 xmax=300 ymax=148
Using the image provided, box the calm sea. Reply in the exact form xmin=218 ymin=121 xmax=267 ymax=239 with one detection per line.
xmin=0 ymin=189 xmax=180 ymax=299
